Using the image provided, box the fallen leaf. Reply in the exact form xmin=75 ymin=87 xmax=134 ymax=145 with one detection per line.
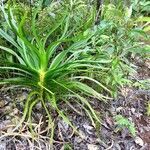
xmin=0 ymin=100 xmax=5 ymax=108
xmin=87 ymin=144 xmax=99 ymax=150
xmin=135 ymin=136 xmax=144 ymax=146
xmin=83 ymin=123 xmax=93 ymax=134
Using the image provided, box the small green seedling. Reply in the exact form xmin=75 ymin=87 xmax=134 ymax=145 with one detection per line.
xmin=146 ymin=101 xmax=150 ymax=116
xmin=114 ymin=115 xmax=136 ymax=137
xmin=64 ymin=144 xmax=72 ymax=150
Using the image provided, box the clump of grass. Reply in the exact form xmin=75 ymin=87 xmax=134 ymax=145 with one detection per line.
xmin=0 ymin=1 xmax=111 ymax=142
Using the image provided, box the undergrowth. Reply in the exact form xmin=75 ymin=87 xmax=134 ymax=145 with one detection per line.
xmin=0 ymin=0 xmax=149 ymax=146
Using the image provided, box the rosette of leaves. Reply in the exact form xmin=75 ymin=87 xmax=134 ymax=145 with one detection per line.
xmin=0 ymin=1 xmax=111 ymax=140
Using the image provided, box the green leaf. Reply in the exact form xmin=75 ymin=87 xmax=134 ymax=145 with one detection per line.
xmin=144 ymin=26 xmax=150 ymax=32
xmin=71 ymin=76 xmax=112 ymax=94
xmin=114 ymin=115 xmax=136 ymax=137
xmin=136 ymin=17 xmax=150 ymax=22
xmin=70 ymin=81 xmax=107 ymax=101
xmin=0 ymin=46 xmax=25 ymax=64
xmin=43 ymin=12 xmax=68 ymax=48
xmin=0 ymin=29 xmax=20 ymax=49
xmin=49 ymin=50 xmax=68 ymax=70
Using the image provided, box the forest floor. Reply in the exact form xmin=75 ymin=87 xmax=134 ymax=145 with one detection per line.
xmin=0 ymin=56 xmax=150 ymax=150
